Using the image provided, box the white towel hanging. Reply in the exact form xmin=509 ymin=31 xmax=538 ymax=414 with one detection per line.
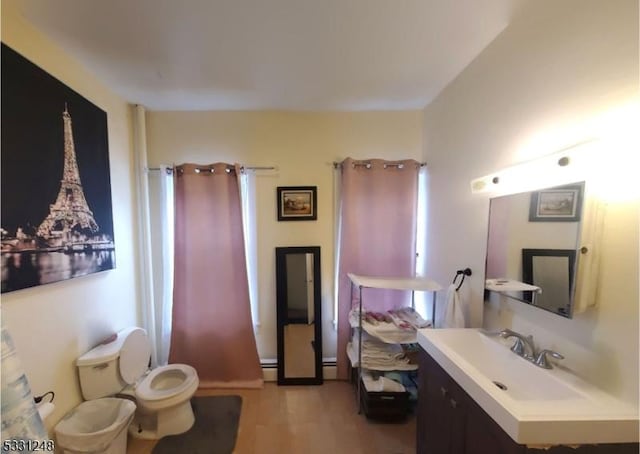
xmin=443 ymin=284 xmax=466 ymax=328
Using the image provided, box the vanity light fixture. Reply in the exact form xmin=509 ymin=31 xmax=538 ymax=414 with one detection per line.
xmin=470 ymin=139 xmax=597 ymax=195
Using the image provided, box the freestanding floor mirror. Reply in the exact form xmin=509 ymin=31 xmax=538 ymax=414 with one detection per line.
xmin=275 ymin=246 xmax=323 ymax=385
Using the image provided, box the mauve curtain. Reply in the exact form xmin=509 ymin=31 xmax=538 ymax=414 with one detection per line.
xmin=336 ymin=157 xmax=420 ymax=379
xmin=169 ymin=163 xmax=263 ymax=388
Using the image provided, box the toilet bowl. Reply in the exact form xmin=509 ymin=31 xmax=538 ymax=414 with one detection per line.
xmin=131 ymin=364 xmax=199 ymax=439
xmin=54 ymin=398 xmax=135 ymax=454
xmin=77 ymin=327 xmax=200 ymax=440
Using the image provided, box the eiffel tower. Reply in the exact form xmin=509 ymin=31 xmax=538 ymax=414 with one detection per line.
xmin=37 ymin=106 xmax=99 ymax=241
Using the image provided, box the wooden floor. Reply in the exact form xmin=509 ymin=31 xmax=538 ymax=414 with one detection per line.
xmin=127 ymin=381 xmax=415 ymax=454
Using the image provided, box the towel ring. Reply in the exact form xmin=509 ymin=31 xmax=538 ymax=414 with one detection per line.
xmin=452 ymin=268 xmax=472 ymax=291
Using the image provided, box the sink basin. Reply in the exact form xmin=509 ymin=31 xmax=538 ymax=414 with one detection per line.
xmin=417 ymin=328 xmax=639 ymax=445
xmin=436 ymin=330 xmax=581 ymax=402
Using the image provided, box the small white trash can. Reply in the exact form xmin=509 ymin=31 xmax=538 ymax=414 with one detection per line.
xmin=54 ymin=398 xmax=136 ymax=454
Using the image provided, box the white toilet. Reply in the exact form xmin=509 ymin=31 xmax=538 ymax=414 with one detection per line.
xmin=76 ymin=327 xmax=199 ymax=440
xmin=55 ymin=398 xmax=136 ymax=454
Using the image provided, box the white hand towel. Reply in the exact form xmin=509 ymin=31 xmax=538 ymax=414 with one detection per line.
xmin=443 ymin=284 xmax=466 ymax=328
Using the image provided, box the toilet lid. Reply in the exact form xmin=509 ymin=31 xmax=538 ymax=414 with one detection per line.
xmin=118 ymin=328 xmax=151 ymax=384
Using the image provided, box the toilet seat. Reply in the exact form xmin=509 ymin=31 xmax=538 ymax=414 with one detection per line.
xmin=136 ymin=364 xmax=198 ymax=402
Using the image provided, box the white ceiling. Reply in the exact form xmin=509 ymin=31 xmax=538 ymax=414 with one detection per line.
xmin=15 ymin=0 xmax=525 ymax=111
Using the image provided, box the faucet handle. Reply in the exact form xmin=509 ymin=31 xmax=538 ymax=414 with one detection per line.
xmin=509 ymin=335 xmax=535 ymax=358
xmin=499 ymin=329 xmax=535 ymax=358
xmin=509 ymin=337 xmax=527 ymax=356
xmin=534 ymin=349 xmax=564 ymax=369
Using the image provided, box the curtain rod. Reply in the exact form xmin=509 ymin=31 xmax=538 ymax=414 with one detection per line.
xmin=146 ymin=165 xmax=277 ymax=173
xmin=332 ymin=161 xmax=426 ymax=169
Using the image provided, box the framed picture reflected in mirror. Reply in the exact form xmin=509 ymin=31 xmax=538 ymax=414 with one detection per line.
xmin=529 ymin=182 xmax=584 ymax=222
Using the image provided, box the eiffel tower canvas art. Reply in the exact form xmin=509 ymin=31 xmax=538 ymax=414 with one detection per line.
xmin=1 ymin=44 xmax=115 ymax=293
xmin=37 ymin=106 xmax=100 ymax=240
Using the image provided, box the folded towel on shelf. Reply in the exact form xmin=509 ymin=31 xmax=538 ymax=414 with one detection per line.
xmin=392 ymin=307 xmax=431 ymax=329
xmin=346 ymin=342 xmax=416 ymax=371
xmin=352 ymin=333 xmax=408 ymax=363
xmin=348 ymin=309 xmax=422 ymax=343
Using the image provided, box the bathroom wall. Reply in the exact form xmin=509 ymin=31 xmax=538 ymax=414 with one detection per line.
xmin=423 ymin=0 xmax=639 ymax=404
xmin=1 ymin=2 xmax=140 ymax=431
xmin=145 ymin=111 xmax=423 ymax=360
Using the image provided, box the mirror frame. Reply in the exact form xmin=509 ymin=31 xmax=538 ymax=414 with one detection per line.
xmin=275 ymin=246 xmax=323 ymax=385
xmin=522 ymin=248 xmax=577 ymax=316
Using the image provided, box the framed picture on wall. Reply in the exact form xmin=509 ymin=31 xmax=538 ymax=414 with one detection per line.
xmin=1 ymin=44 xmax=116 ymax=294
xmin=529 ymin=182 xmax=584 ymax=222
xmin=277 ymin=186 xmax=317 ymax=221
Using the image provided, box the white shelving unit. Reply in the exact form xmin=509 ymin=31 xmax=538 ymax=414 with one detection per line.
xmin=347 ymin=273 xmax=442 ymax=413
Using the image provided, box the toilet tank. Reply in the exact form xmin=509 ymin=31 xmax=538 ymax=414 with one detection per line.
xmin=77 ymin=327 xmax=151 ymax=400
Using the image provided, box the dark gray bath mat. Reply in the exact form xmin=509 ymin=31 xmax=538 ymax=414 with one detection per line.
xmin=152 ymin=395 xmax=242 ymax=454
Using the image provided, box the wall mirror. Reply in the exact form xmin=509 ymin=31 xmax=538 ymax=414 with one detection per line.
xmin=485 ymin=182 xmax=585 ymax=318
xmin=275 ymin=246 xmax=322 ymax=385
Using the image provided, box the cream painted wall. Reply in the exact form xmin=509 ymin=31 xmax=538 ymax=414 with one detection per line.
xmin=423 ymin=0 xmax=639 ymax=404
xmin=1 ymin=2 xmax=140 ymax=432
xmin=145 ymin=111 xmax=423 ymax=360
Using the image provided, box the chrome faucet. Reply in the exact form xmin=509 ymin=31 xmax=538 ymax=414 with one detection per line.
xmin=498 ymin=329 xmax=565 ymax=369
xmin=499 ymin=329 xmax=536 ymax=359
xmin=534 ymin=349 xmax=565 ymax=369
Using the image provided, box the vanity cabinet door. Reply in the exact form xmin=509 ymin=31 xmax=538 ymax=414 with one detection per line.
xmin=416 ymin=351 xmax=429 ymax=453
xmin=418 ymin=346 xmax=519 ymax=454
xmin=465 ymin=398 xmax=524 ymax=454
xmin=418 ymin=348 xmax=467 ymax=454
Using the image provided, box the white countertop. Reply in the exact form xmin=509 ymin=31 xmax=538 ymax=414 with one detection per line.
xmin=417 ymin=328 xmax=639 ymax=445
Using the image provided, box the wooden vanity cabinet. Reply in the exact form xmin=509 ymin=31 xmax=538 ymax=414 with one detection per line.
xmin=464 ymin=393 xmax=524 ymax=454
xmin=417 ymin=346 xmax=638 ymax=454
xmin=418 ymin=346 xmax=469 ymax=453
xmin=417 ymin=347 xmax=523 ymax=454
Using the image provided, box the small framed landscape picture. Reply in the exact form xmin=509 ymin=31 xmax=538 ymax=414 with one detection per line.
xmin=529 ymin=182 xmax=584 ymax=222
xmin=277 ymin=186 xmax=317 ymax=221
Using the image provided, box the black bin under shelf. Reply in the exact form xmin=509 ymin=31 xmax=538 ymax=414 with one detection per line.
xmin=359 ymin=379 xmax=410 ymax=421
